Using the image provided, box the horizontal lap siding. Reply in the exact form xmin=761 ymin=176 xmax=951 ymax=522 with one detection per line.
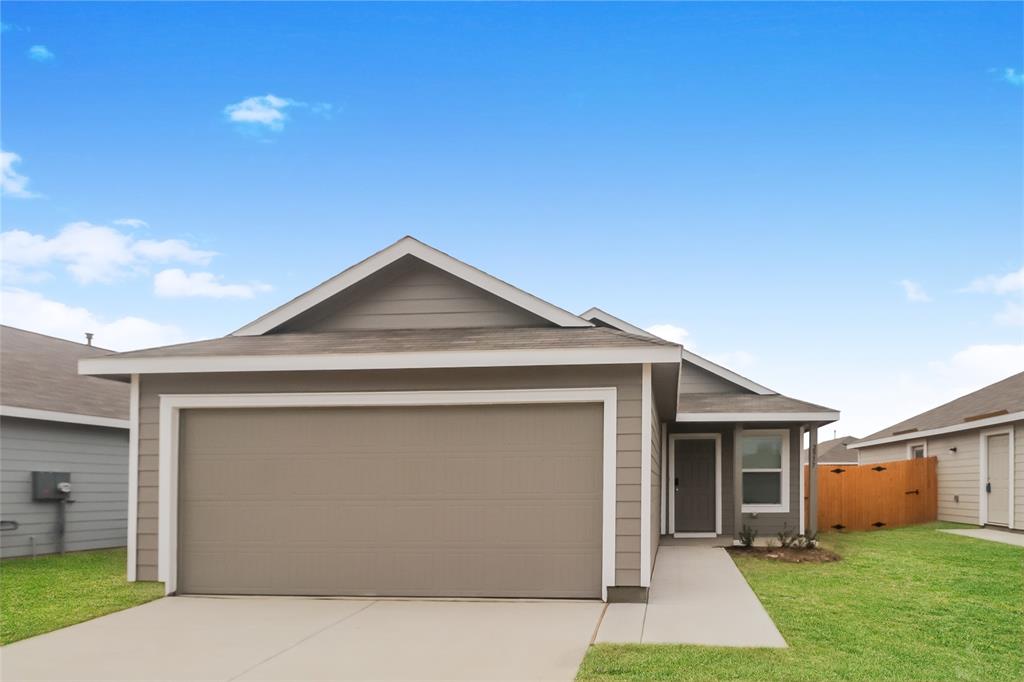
xmin=649 ymin=396 xmax=661 ymax=576
xmin=1 ymin=417 xmax=128 ymax=558
xmin=136 ymin=364 xmax=643 ymax=586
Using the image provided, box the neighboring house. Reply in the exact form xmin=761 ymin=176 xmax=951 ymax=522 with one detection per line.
xmin=1 ymin=326 xmax=130 ymax=558
xmin=854 ymin=372 xmax=1023 ymax=530
xmin=802 ymin=436 xmax=860 ymax=465
xmin=80 ymin=237 xmax=838 ymax=602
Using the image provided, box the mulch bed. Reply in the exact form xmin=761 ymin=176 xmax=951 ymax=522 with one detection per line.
xmin=727 ymin=546 xmax=841 ymax=563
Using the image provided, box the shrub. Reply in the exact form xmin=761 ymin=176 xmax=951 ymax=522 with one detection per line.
xmin=739 ymin=524 xmax=758 ymax=547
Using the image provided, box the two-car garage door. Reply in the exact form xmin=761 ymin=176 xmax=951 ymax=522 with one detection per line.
xmin=177 ymin=403 xmax=603 ymax=598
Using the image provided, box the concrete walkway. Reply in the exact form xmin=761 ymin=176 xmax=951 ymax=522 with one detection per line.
xmin=597 ymin=545 xmax=786 ymax=648
xmin=940 ymin=528 xmax=1024 ymax=547
xmin=2 ymin=596 xmax=604 ymax=681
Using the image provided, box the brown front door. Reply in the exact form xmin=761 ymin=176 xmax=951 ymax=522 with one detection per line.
xmin=674 ymin=438 xmax=717 ymax=532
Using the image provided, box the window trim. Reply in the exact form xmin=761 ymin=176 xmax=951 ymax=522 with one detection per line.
xmin=907 ymin=441 xmax=927 ymax=460
xmin=740 ymin=428 xmax=790 ymax=513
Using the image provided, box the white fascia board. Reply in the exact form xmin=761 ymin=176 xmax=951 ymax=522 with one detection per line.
xmin=675 ymin=411 xmax=840 ymax=423
xmin=233 ymin=236 xmax=592 ymax=335
xmin=0 ymin=405 xmax=130 ymax=429
xmin=854 ymin=411 xmax=1024 ymax=449
xmin=79 ymin=345 xmax=682 ymax=376
xmin=579 ymin=307 xmax=658 ymax=340
xmin=679 ymin=348 xmax=774 ymax=395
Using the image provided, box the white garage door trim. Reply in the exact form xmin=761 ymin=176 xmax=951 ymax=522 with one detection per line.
xmin=158 ymin=387 xmax=618 ymax=599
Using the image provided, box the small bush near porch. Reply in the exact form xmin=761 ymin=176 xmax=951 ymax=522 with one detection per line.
xmin=1 ymin=548 xmax=163 ymax=645
xmin=577 ymin=523 xmax=1023 ymax=681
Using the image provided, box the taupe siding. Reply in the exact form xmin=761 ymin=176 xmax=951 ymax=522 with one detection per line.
xmin=679 ymin=361 xmax=752 ymax=394
xmin=278 ymin=258 xmax=548 ymax=332
xmin=136 ymin=364 xmax=644 ymax=586
xmin=178 ymin=404 xmax=602 ymax=597
xmin=1 ymin=416 xmax=128 ymax=558
xmin=858 ymin=420 xmax=1024 ymax=526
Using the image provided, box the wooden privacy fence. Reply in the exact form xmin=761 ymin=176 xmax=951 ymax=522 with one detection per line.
xmin=804 ymin=457 xmax=937 ymax=532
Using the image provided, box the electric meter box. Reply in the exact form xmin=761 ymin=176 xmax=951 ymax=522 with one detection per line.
xmin=32 ymin=471 xmax=71 ymax=501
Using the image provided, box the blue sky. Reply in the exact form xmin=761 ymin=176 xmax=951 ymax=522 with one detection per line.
xmin=1 ymin=2 xmax=1021 ymax=436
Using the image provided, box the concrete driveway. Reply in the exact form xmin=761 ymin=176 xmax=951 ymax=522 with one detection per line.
xmin=2 ymin=596 xmax=604 ymax=681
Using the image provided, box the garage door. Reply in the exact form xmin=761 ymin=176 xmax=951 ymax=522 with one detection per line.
xmin=177 ymin=403 xmax=603 ymax=598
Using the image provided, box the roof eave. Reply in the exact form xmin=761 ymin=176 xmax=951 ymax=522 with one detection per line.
xmin=854 ymin=410 xmax=1024 ymax=448
xmin=675 ymin=410 xmax=840 ymax=424
xmin=79 ymin=345 xmax=683 ymax=376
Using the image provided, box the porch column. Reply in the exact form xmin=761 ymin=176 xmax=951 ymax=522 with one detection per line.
xmin=807 ymin=424 xmax=819 ymax=536
xmin=733 ymin=423 xmax=743 ymax=542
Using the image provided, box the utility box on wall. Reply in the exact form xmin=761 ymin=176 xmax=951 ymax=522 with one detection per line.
xmin=31 ymin=472 xmax=71 ymax=501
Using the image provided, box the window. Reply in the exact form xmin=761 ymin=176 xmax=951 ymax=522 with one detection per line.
xmin=908 ymin=442 xmax=926 ymax=459
xmin=741 ymin=430 xmax=790 ymax=513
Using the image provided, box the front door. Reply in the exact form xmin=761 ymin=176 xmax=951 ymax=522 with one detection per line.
xmin=674 ymin=438 xmax=717 ymax=533
xmin=986 ymin=433 xmax=1010 ymax=526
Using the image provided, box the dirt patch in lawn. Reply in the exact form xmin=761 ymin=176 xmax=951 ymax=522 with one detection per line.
xmin=727 ymin=546 xmax=840 ymax=563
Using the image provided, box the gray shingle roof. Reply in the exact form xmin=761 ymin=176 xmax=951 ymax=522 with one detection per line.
xmin=1 ymin=326 xmax=129 ymax=420
xmin=803 ymin=436 xmax=860 ymax=464
xmin=677 ymin=392 xmax=837 ymax=415
xmin=93 ymin=326 xmax=678 ymax=360
xmin=858 ymin=371 xmax=1024 ymax=441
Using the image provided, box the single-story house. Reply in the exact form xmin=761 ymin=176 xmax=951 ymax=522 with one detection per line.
xmin=854 ymin=371 xmax=1023 ymax=530
xmin=802 ymin=435 xmax=860 ymax=465
xmin=1 ymin=325 xmax=130 ymax=558
xmin=80 ymin=237 xmax=838 ymax=601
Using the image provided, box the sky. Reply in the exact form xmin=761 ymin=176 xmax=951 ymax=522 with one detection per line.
xmin=1 ymin=2 xmax=1022 ymax=438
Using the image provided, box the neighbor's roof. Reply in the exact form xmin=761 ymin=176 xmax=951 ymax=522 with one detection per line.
xmin=0 ymin=326 xmax=129 ymax=423
xmin=803 ymin=436 xmax=860 ymax=464
xmin=856 ymin=371 xmax=1024 ymax=447
xmin=676 ymin=392 xmax=839 ymax=422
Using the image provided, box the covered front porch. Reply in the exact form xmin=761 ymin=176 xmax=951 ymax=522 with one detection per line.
xmin=660 ymin=393 xmax=840 ymax=544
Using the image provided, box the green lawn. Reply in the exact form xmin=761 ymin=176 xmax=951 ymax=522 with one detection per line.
xmin=579 ymin=523 xmax=1024 ymax=681
xmin=0 ymin=548 xmax=164 ymax=645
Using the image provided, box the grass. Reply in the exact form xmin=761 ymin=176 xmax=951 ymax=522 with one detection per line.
xmin=0 ymin=548 xmax=164 ymax=645
xmin=578 ymin=523 xmax=1024 ymax=681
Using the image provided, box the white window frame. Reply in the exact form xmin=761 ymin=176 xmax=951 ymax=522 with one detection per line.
xmin=157 ymin=387 xmax=619 ymax=600
xmin=907 ymin=441 xmax=927 ymax=460
xmin=979 ymin=425 xmax=1015 ymax=529
xmin=668 ymin=433 xmax=723 ymax=537
xmin=740 ymin=428 xmax=790 ymax=514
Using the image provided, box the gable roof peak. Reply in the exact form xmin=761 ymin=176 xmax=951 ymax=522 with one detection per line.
xmin=233 ymin=236 xmax=593 ymax=335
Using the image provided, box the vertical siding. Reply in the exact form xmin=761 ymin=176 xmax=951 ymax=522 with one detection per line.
xmin=1 ymin=416 xmax=128 ymax=558
xmin=1015 ymin=424 xmax=1023 ymax=529
xmin=136 ymin=364 xmax=645 ymax=586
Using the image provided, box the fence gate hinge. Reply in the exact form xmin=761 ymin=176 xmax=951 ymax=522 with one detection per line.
xmin=905 ymin=489 xmax=920 ymax=495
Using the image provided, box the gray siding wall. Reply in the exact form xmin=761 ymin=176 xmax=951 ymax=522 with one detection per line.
xmin=285 ymin=260 xmax=547 ymax=331
xmin=650 ymin=398 xmax=661 ymax=574
xmin=858 ymin=420 xmax=1024 ymax=527
xmin=667 ymin=424 xmax=802 ymax=538
xmin=1 ymin=416 xmax=128 ymax=558
xmin=679 ymin=362 xmax=751 ymax=394
xmin=136 ymin=364 xmax=645 ymax=586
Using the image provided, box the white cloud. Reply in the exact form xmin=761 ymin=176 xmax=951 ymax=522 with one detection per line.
xmin=27 ymin=45 xmax=54 ymax=62
xmin=154 ymin=269 xmax=272 ymax=299
xmin=1002 ymin=68 xmax=1024 ymax=87
xmin=645 ymin=323 xmax=690 ymax=345
xmin=899 ymin=279 xmax=930 ymax=303
xmin=0 ymin=288 xmax=186 ymax=351
xmin=224 ymin=94 xmax=295 ymax=131
xmin=995 ymin=301 xmax=1024 ymax=327
xmin=0 ymin=222 xmax=216 ymax=284
xmin=113 ymin=218 xmax=148 ymax=229
xmin=961 ymin=266 xmax=1024 ymax=294
xmin=929 ymin=344 xmax=1024 ymax=385
xmin=1 ymin=150 xmax=38 ymax=198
